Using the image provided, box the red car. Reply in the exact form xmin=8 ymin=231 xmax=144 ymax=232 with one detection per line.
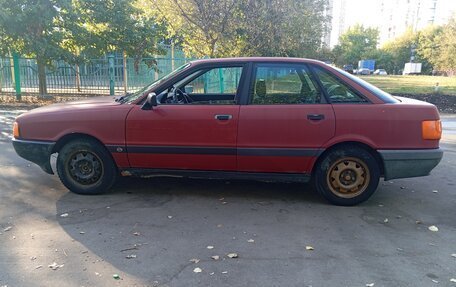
xmin=12 ymin=58 xmax=443 ymax=205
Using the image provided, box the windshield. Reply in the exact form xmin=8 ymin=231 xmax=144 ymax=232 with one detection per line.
xmin=332 ymin=66 xmax=399 ymax=103
xmin=120 ymin=63 xmax=191 ymax=104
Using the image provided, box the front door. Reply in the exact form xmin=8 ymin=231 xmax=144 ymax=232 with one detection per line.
xmin=237 ymin=63 xmax=336 ymax=173
xmin=126 ymin=65 xmax=245 ymax=171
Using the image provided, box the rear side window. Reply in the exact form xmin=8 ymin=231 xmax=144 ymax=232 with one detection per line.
xmin=313 ymin=66 xmax=368 ymax=103
xmin=251 ymin=65 xmax=321 ymax=105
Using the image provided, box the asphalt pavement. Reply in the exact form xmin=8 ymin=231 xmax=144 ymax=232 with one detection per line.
xmin=0 ymin=110 xmax=455 ymax=287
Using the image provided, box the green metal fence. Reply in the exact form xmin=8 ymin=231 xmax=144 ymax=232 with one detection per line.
xmin=0 ymin=46 xmax=195 ymax=97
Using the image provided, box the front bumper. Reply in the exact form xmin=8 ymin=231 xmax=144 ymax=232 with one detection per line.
xmin=378 ymin=148 xmax=443 ymax=180
xmin=12 ymin=139 xmax=55 ymax=174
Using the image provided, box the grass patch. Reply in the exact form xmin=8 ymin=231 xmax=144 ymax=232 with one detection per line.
xmin=359 ymin=75 xmax=456 ymax=95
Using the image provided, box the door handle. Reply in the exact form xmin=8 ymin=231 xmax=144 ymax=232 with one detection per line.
xmin=307 ymin=114 xmax=325 ymax=121
xmin=215 ymin=114 xmax=232 ymax=121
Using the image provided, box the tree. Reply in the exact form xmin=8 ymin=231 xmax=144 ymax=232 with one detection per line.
xmin=238 ymin=0 xmax=330 ymax=58
xmin=148 ymin=0 xmax=330 ymax=58
xmin=0 ymin=0 xmax=74 ymax=95
xmin=432 ymin=16 xmax=456 ymax=75
xmin=147 ymin=0 xmax=241 ymax=58
xmin=416 ymin=25 xmax=443 ymax=72
xmin=71 ymin=0 xmax=167 ymax=72
xmin=333 ymin=24 xmax=379 ymax=67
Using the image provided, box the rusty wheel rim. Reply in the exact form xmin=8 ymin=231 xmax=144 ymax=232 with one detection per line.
xmin=326 ymin=157 xmax=370 ymax=198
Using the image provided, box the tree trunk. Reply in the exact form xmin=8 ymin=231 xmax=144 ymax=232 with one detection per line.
xmin=37 ymin=58 xmax=48 ymax=96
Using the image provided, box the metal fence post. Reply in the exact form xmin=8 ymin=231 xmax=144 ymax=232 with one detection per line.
xmin=219 ymin=68 xmax=224 ymax=93
xmin=108 ymin=54 xmax=115 ymax=96
xmin=123 ymin=51 xmax=128 ymax=93
xmin=12 ymin=52 xmax=21 ymax=100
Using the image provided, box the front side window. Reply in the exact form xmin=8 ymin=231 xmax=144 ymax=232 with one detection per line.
xmin=159 ymin=66 xmax=243 ymax=105
xmin=184 ymin=67 xmax=242 ymax=95
xmin=313 ymin=66 xmax=368 ymax=103
xmin=251 ymin=65 xmax=321 ymax=105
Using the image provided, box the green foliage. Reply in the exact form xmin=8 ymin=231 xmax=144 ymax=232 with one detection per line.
xmin=238 ymin=0 xmax=330 ymax=58
xmin=333 ymin=24 xmax=379 ymax=67
xmin=149 ymin=0 xmax=330 ymax=58
xmin=0 ymin=0 xmax=73 ymax=61
xmin=432 ymin=16 xmax=456 ymax=74
xmin=71 ymin=0 xmax=166 ymax=60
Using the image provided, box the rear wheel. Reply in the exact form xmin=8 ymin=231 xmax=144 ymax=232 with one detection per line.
xmin=314 ymin=146 xmax=380 ymax=206
xmin=57 ymin=139 xmax=117 ymax=195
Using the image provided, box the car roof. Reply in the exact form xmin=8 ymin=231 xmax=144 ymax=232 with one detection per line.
xmin=189 ymin=57 xmax=326 ymax=65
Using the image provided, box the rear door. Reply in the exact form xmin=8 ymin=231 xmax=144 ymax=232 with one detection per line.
xmin=237 ymin=63 xmax=336 ymax=173
xmin=126 ymin=64 xmax=245 ymax=171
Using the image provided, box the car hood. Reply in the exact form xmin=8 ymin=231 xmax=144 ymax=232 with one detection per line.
xmin=20 ymin=96 xmax=121 ymax=116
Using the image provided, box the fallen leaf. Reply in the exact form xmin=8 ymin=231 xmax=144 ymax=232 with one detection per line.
xmin=113 ymin=274 xmax=120 ymax=280
xmin=227 ymin=253 xmax=238 ymax=258
xmin=189 ymin=258 xmax=200 ymax=263
xmin=60 ymin=213 xmax=69 ymax=218
xmin=193 ymin=267 xmax=202 ymax=273
xmin=48 ymin=262 xmax=64 ymax=270
xmin=366 ymin=283 xmax=375 ymax=287
xmin=247 ymin=239 xmax=255 ymax=243
xmin=3 ymin=226 xmax=12 ymax=232
xmin=428 ymin=225 xmax=439 ymax=232
xmin=207 ymin=245 xmax=214 ymax=250
xmin=211 ymin=255 xmax=220 ymax=260
xmin=125 ymin=254 xmax=137 ymax=259
xmin=306 ymin=246 xmax=314 ymax=251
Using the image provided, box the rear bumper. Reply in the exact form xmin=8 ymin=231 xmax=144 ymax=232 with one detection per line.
xmin=378 ymin=148 xmax=443 ymax=180
xmin=12 ymin=139 xmax=55 ymax=174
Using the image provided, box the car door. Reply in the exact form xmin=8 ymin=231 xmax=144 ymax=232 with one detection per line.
xmin=126 ymin=65 xmax=245 ymax=171
xmin=237 ymin=63 xmax=336 ymax=173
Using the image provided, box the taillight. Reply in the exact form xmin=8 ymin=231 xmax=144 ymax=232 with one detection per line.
xmin=13 ymin=122 xmax=20 ymax=138
xmin=422 ymin=120 xmax=442 ymax=140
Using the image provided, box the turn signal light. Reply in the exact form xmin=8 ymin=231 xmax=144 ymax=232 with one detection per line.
xmin=422 ymin=120 xmax=442 ymax=140
xmin=13 ymin=122 xmax=20 ymax=138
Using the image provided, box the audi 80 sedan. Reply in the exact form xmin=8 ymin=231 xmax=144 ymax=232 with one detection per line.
xmin=12 ymin=58 xmax=443 ymax=205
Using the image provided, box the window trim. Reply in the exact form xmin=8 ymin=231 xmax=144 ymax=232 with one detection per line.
xmin=247 ymin=63 xmax=326 ymax=106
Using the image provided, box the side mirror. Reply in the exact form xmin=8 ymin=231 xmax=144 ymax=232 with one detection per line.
xmin=141 ymin=93 xmax=158 ymax=110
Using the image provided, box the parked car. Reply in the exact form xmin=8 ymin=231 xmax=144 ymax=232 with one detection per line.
xmin=342 ymin=64 xmax=354 ymax=74
xmin=12 ymin=57 xmax=443 ymax=206
xmin=373 ymin=69 xmax=388 ymax=75
xmin=356 ymin=68 xmax=371 ymax=75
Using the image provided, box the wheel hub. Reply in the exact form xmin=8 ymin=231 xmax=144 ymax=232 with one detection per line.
xmin=327 ymin=157 xmax=370 ymax=198
xmin=68 ymin=151 xmax=102 ymax=185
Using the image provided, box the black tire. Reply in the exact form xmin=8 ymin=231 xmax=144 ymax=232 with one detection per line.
xmin=57 ymin=139 xmax=117 ymax=195
xmin=314 ymin=145 xmax=380 ymax=206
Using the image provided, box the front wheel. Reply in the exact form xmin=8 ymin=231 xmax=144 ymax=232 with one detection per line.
xmin=57 ymin=139 xmax=117 ymax=195
xmin=314 ymin=146 xmax=380 ymax=206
